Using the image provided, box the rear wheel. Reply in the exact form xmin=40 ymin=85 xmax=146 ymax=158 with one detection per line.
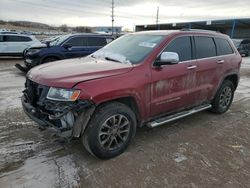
xmin=211 ymin=80 xmax=235 ymax=114
xmin=82 ymin=102 xmax=137 ymax=159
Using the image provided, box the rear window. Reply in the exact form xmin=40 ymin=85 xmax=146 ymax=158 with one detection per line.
xmin=215 ymin=38 xmax=234 ymax=55
xmin=5 ymin=35 xmax=32 ymax=42
xmin=164 ymin=36 xmax=192 ymax=62
xmin=87 ymin=37 xmax=107 ymax=46
xmin=195 ymin=36 xmax=216 ymax=59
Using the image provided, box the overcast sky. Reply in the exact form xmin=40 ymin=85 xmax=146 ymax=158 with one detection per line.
xmin=1 ymin=0 xmax=250 ymax=30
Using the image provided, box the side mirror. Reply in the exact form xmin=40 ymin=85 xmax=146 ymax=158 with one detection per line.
xmin=154 ymin=52 xmax=179 ymax=67
xmin=63 ymin=43 xmax=72 ymax=49
xmin=45 ymin=41 xmax=50 ymax=47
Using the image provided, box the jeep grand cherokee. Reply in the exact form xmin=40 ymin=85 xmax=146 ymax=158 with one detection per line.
xmin=22 ymin=30 xmax=242 ymax=159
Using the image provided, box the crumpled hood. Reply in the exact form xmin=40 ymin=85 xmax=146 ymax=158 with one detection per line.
xmin=27 ymin=57 xmax=133 ymax=88
xmin=29 ymin=43 xmax=47 ymax=49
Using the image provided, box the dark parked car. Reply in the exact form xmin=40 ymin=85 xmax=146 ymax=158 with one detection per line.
xmin=15 ymin=33 xmax=114 ymax=72
xmin=22 ymin=30 xmax=241 ymax=159
xmin=232 ymin=39 xmax=250 ymax=56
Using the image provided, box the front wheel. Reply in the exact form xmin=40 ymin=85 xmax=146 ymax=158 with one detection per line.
xmin=211 ymin=80 xmax=235 ymax=114
xmin=82 ymin=102 xmax=137 ymax=159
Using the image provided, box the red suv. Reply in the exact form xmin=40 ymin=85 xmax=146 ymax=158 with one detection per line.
xmin=22 ymin=30 xmax=242 ymax=159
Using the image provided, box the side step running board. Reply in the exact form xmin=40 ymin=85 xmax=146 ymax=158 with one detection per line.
xmin=148 ymin=104 xmax=212 ymax=128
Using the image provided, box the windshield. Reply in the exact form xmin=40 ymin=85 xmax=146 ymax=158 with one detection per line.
xmin=92 ymin=34 xmax=165 ymax=64
xmin=50 ymin=34 xmax=70 ymax=46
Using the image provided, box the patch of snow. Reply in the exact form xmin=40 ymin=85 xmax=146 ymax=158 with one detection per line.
xmin=92 ymin=51 xmax=131 ymax=64
xmin=234 ymin=77 xmax=250 ymax=102
xmin=0 ymin=154 xmax=80 ymax=188
xmin=174 ymin=153 xmax=188 ymax=163
xmin=9 ymin=121 xmax=33 ymax=125
xmin=0 ymin=141 xmax=36 ymax=155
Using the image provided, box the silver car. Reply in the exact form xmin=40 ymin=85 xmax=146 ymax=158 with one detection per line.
xmin=0 ymin=34 xmax=41 ymax=56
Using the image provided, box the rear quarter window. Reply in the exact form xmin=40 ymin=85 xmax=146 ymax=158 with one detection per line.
xmin=87 ymin=37 xmax=107 ymax=46
xmin=214 ymin=38 xmax=234 ymax=55
xmin=195 ymin=36 xmax=216 ymax=59
xmin=5 ymin=35 xmax=32 ymax=42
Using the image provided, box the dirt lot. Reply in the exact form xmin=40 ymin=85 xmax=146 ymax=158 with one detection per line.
xmin=0 ymin=57 xmax=250 ymax=188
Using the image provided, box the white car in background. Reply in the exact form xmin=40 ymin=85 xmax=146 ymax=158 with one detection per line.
xmin=0 ymin=34 xmax=41 ymax=56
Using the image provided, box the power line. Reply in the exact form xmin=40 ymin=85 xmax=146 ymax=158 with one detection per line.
xmin=111 ymin=0 xmax=114 ymax=35
xmin=156 ymin=6 xmax=160 ymax=30
xmin=11 ymin=0 xmax=160 ymax=26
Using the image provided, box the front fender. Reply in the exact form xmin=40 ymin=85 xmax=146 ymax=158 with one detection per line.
xmin=41 ymin=54 xmax=63 ymax=62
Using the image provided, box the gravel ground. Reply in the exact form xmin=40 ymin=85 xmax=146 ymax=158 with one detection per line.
xmin=0 ymin=57 xmax=250 ymax=188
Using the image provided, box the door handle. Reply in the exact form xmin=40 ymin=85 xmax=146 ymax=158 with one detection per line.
xmin=217 ymin=60 xmax=225 ymax=64
xmin=187 ymin=65 xmax=197 ymax=70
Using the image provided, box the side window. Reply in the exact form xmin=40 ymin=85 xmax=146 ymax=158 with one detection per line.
xmin=65 ymin=37 xmax=87 ymax=47
xmin=87 ymin=37 xmax=107 ymax=47
xmin=214 ymin=38 xmax=234 ymax=55
xmin=195 ymin=36 xmax=216 ymax=59
xmin=19 ymin=36 xmax=32 ymax=42
xmin=164 ymin=36 xmax=192 ymax=62
xmin=4 ymin=35 xmax=31 ymax=42
xmin=5 ymin=35 xmax=19 ymax=42
xmin=0 ymin=35 xmax=3 ymax=42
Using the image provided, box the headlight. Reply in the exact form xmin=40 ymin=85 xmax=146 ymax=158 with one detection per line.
xmin=47 ymin=87 xmax=81 ymax=101
xmin=28 ymin=49 xmax=41 ymax=54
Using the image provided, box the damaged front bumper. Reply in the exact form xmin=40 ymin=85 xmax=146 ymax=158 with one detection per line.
xmin=21 ymin=95 xmax=95 ymax=138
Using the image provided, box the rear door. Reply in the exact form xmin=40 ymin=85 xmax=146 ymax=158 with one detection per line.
xmin=214 ymin=37 xmax=235 ymax=84
xmin=5 ymin=35 xmax=31 ymax=53
xmin=194 ymin=36 xmax=221 ymax=105
xmin=150 ymin=36 xmax=198 ymax=117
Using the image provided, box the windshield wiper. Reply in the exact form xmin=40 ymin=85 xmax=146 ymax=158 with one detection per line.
xmin=105 ymin=56 xmax=122 ymax=63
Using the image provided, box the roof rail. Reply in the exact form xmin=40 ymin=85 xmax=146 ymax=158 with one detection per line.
xmin=180 ymin=29 xmax=220 ymax=33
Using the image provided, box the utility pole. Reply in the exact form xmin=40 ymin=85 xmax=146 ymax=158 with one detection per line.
xmin=156 ymin=6 xmax=159 ymax=30
xmin=111 ymin=0 xmax=114 ymax=36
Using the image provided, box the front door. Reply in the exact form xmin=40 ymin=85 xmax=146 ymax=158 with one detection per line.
xmin=150 ymin=36 xmax=198 ymax=117
xmin=62 ymin=36 xmax=89 ymax=58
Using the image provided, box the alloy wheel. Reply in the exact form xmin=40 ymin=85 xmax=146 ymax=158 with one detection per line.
xmin=98 ymin=114 xmax=130 ymax=151
xmin=219 ymin=86 xmax=232 ymax=109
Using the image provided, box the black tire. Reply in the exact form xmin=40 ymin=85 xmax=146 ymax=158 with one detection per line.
xmin=42 ymin=57 xmax=58 ymax=63
xmin=82 ymin=102 xmax=137 ymax=159
xmin=211 ymin=80 xmax=235 ymax=114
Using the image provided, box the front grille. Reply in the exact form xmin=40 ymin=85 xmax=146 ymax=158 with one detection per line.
xmin=24 ymin=79 xmax=49 ymax=106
